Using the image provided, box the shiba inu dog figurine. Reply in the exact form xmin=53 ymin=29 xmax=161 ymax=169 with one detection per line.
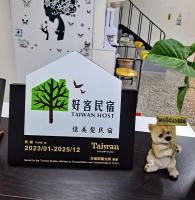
xmin=144 ymin=124 xmax=182 ymax=180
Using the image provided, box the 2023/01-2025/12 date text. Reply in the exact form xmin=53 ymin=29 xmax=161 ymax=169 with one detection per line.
xmin=24 ymin=145 xmax=81 ymax=153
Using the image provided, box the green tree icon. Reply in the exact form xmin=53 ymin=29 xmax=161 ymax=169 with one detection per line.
xmin=32 ymin=78 xmax=69 ymax=124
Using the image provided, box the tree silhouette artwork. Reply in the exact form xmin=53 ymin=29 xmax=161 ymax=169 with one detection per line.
xmin=32 ymin=78 xmax=69 ymax=124
xmin=43 ymin=0 xmax=77 ymax=40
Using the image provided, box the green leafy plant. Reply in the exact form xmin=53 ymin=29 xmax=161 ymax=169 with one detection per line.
xmin=147 ymin=39 xmax=195 ymax=113
xmin=32 ymin=78 xmax=69 ymax=124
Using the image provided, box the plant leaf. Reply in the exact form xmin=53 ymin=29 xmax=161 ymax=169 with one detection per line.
xmin=177 ymin=77 xmax=189 ymax=113
xmin=189 ymin=62 xmax=195 ymax=70
xmin=188 ymin=43 xmax=195 ymax=56
xmin=148 ymin=39 xmax=195 ymax=78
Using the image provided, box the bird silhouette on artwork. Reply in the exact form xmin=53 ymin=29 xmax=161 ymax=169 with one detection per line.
xmin=68 ymin=22 xmax=74 ymax=26
xmin=73 ymin=80 xmax=84 ymax=88
xmin=57 ymin=48 xmax=62 ymax=53
xmin=78 ymin=33 xmax=84 ymax=37
xmin=80 ymin=89 xmax=86 ymax=94
xmin=22 ymin=0 xmax=32 ymax=8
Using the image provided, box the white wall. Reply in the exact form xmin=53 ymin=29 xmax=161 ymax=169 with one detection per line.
xmin=0 ymin=0 xmax=116 ymax=102
xmin=0 ymin=0 xmax=15 ymax=101
xmin=92 ymin=49 xmax=116 ymax=74
xmin=93 ymin=0 xmax=107 ymax=49
xmin=92 ymin=0 xmax=117 ymax=74
xmin=2 ymin=0 xmax=195 ymax=103
xmin=130 ymin=0 xmax=195 ymax=45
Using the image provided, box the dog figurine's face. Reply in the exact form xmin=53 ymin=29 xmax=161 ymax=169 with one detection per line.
xmin=148 ymin=124 xmax=173 ymax=145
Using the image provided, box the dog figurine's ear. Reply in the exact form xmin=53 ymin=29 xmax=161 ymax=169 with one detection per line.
xmin=148 ymin=124 xmax=154 ymax=132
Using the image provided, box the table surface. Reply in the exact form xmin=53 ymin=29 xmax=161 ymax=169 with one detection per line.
xmin=0 ymin=118 xmax=195 ymax=200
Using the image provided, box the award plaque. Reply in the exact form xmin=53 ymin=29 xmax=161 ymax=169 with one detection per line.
xmin=8 ymin=52 xmax=137 ymax=169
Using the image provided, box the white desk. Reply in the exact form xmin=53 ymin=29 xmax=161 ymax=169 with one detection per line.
xmin=135 ymin=116 xmax=195 ymax=138
xmin=2 ymin=102 xmax=195 ymax=137
xmin=2 ymin=102 xmax=9 ymax=118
